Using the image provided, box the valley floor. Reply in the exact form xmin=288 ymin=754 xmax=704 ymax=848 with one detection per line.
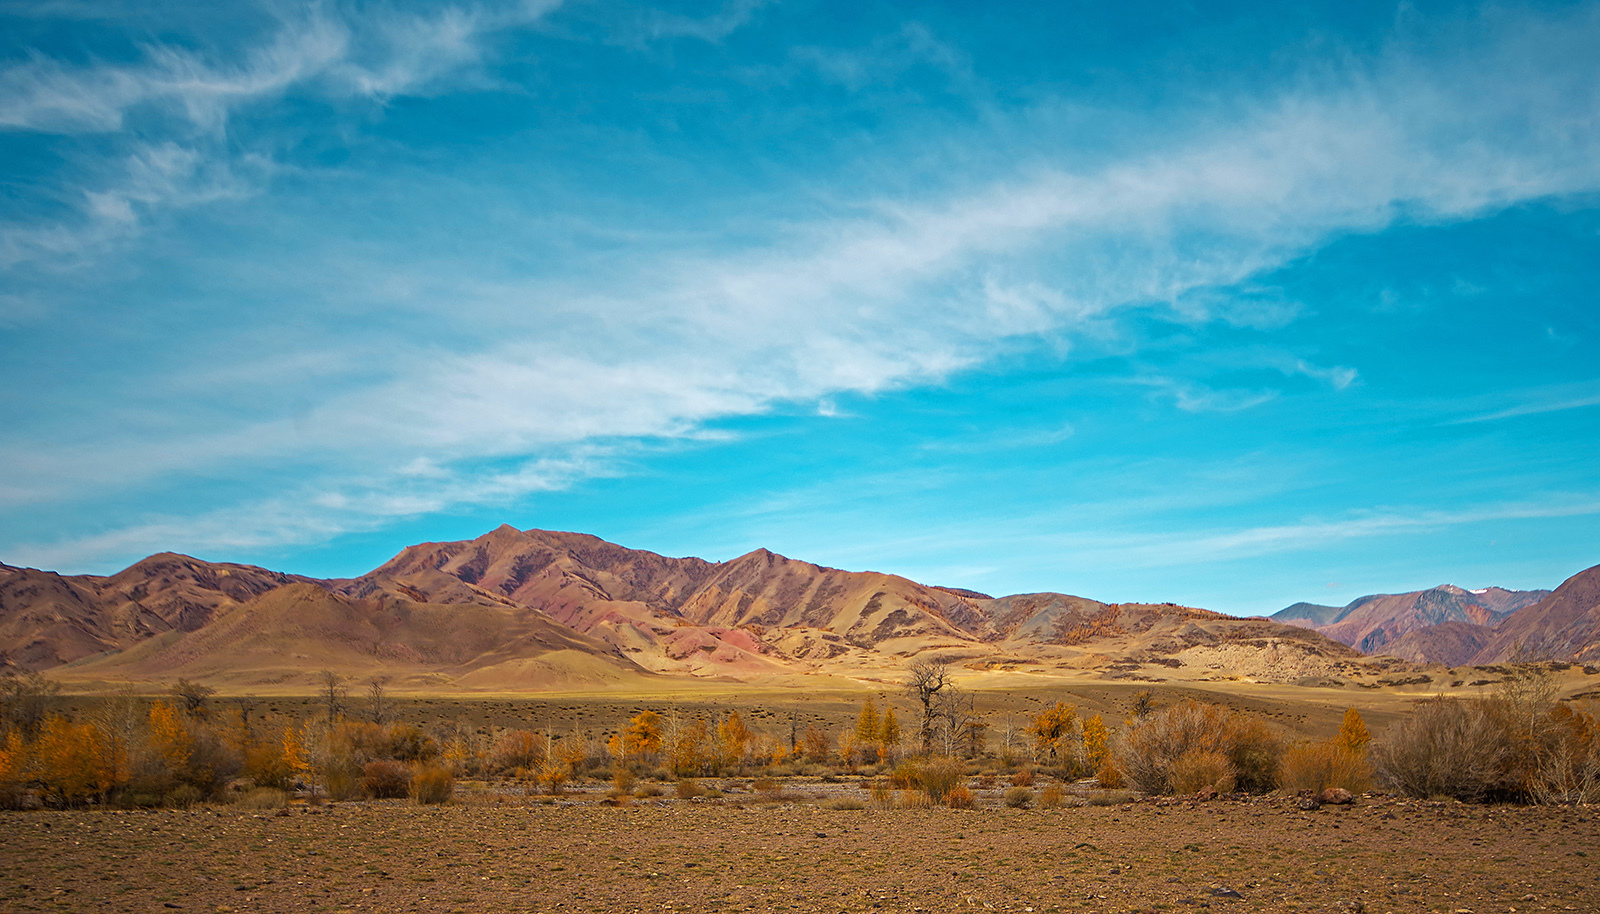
xmin=2 ymin=791 xmax=1595 ymax=914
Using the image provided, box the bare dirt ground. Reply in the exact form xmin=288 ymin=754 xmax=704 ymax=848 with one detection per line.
xmin=3 ymin=791 xmax=1595 ymax=914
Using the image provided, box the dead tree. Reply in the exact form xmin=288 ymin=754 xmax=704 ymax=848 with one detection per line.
xmin=367 ymin=676 xmax=390 ymax=724
xmin=319 ymin=670 xmax=347 ymax=728
xmin=905 ymin=658 xmax=952 ymax=755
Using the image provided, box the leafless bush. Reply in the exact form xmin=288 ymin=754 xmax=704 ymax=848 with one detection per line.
xmin=1003 ymin=786 xmax=1033 ymax=808
xmin=917 ymin=756 xmax=963 ymax=803
xmin=488 ymin=729 xmax=547 ymax=775
xmin=1114 ymin=700 xmax=1283 ymax=795
xmin=1375 ymin=695 xmax=1600 ymax=803
xmin=1529 ymin=704 xmax=1600 ymax=804
xmin=1169 ymin=749 xmax=1236 ymax=794
xmin=361 ymin=760 xmax=411 ymax=799
xmin=1372 ymin=698 xmax=1513 ymax=801
xmin=1279 ymin=741 xmax=1372 ymax=793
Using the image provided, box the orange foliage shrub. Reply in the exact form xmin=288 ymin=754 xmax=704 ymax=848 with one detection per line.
xmin=1095 ymin=758 xmax=1126 ymax=789
xmin=410 ymin=762 xmax=454 ymax=804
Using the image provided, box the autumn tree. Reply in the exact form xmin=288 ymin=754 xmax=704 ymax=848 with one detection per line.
xmin=801 ymin=724 xmax=831 ymax=764
xmin=0 ymin=730 xmax=25 ymax=805
xmin=881 ymin=707 xmax=901 ymax=757
xmin=670 ymin=716 xmax=709 ymax=776
xmin=34 ymin=715 xmax=121 ymax=805
xmin=147 ymin=700 xmax=194 ymax=777
xmin=1081 ymin=713 xmax=1111 ymax=772
xmin=610 ymin=710 xmax=663 ymax=763
xmin=1335 ymin=708 xmax=1371 ymax=754
xmin=283 ymin=725 xmax=311 ymax=791
xmin=715 ymin=710 xmax=752 ymax=772
xmin=855 ymin=697 xmax=881 ymax=744
xmin=1027 ymin=701 xmax=1078 ymax=767
xmin=540 ymin=735 xmax=586 ymax=795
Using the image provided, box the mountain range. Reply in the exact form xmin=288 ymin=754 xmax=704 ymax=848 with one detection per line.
xmin=4 ymin=526 xmax=1596 ymax=690
xmin=1270 ymin=572 xmax=1600 ymax=667
xmin=4 ymin=525 xmax=1369 ymax=690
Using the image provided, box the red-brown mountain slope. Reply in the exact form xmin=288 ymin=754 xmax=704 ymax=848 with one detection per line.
xmin=0 ymin=555 xmax=312 ymax=670
xmin=1469 ymin=564 xmax=1600 ymax=664
xmin=1274 ymin=584 xmax=1548 ymax=653
xmin=59 ymin=581 xmax=652 ymax=690
xmin=1381 ymin=621 xmax=1496 ymax=667
xmin=5 ymin=525 xmax=1414 ymax=687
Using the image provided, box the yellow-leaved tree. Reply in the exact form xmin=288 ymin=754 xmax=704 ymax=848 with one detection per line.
xmin=881 ymin=707 xmax=901 ymax=758
xmin=1082 ymin=713 xmax=1110 ymax=772
xmin=147 ymin=701 xmax=193 ymax=778
xmin=610 ymin=710 xmax=663 ymax=763
xmin=35 ymin=715 xmax=115 ymax=805
xmin=855 ymin=698 xmax=881 ymax=744
xmin=1027 ymin=701 xmax=1078 ymax=768
xmin=1335 ymin=708 xmax=1371 ymax=754
xmin=715 ymin=710 xmax=752 ymax=772
xmin=670 ymin=716 xmax=709 ymax=776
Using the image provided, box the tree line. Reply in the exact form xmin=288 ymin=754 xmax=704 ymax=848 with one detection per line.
xmin=2 ymin=659 xmax=1597 ymax=810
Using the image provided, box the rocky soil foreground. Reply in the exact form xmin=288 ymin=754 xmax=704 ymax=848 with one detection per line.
xmin=2 ymin=794 xmax=1595 ymax=914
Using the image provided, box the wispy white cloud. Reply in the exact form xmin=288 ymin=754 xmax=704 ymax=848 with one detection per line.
xmin=638 ymin=0 xmax=771 ymax=43
xmin=0 ymin=1 xmax=561 ymax=268
xmin=5 ymin=445 xmax=610 ymax=572
xmin=1044 ymin=494 xmax=1600 ymax=571
xmin=1447 ymin=381 xmax=1600 ymax=425
xmin=785 ymin=21 xmax=975 ymax=93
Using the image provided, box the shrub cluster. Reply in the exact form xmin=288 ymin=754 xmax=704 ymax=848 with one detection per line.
xmin=1114 ymin=699 xmax=1284 ymax=795
xmin=1372 ymin=695 xmax=1600 ymax=803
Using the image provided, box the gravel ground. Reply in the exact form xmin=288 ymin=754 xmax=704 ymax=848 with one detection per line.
xmin=2 ymin=792 xmax=1596 ymax=914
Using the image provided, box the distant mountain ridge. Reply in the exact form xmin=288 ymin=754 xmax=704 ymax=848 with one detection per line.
xmin=1271 ymin=584 xmax=1549 ymax=654
xmin=1270 ymin=572 xmax=1600 ymax=667
xmin=2 ymin=526 xmax=1372 ymax=688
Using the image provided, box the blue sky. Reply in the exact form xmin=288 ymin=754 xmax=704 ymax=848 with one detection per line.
xmin=2 ymin=0 xmax=1597 ymax=616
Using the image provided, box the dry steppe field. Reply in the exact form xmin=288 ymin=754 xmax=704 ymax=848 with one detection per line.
xmin=3 ymin=789 xmax=1597 ymax=914
xmin=10 ymin=677 xmax=1600 ymax=914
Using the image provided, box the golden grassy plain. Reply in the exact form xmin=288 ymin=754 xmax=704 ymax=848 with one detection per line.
xmin=45 ymin=664 xmax=1600 ymax=746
